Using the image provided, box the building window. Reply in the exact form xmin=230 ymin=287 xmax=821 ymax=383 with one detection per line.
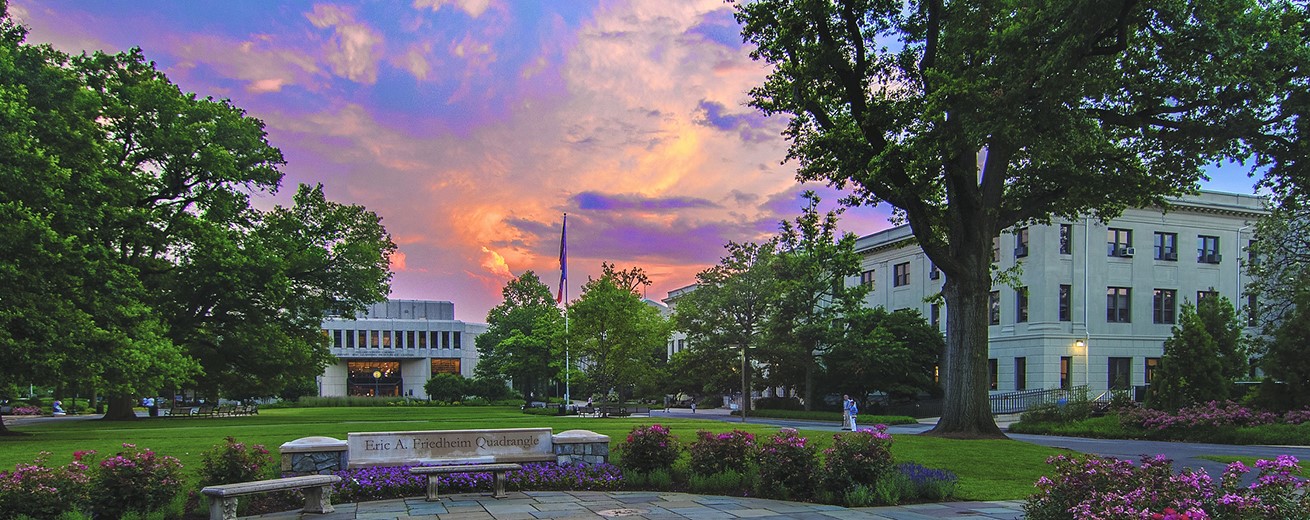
xmin=893 ymin=262 xmax=910 ymax=286
xmin=1059 ymin=284 xmax=1072 ymax=322
xmin=1153 ymin=289 xmax=1177 ymax=324
xmin=1107 ymin=287 xmax=1131 ymax=323
xmin=1016 ymin=287 xmax=1029 ymax=323
xmin=860 ymin=269 xmax=875 ymax=287
xmin=1060 ymin=356 xmax=1072 ymax=390
xmin=406 ymin=331 xmax=416 ymax=349
xmin=991 ymin=236 xmax=1000 ymax=263
xmin=430 ymin=358 xmax=461 ymax=375
xmin=370 ymin=330 xmax=380 ymax=348
xmin=989 ymin=290 xmax=1001 ymax=325
xmin=1246 ymin=294 xmax=1258 ymax=327
xmin=1198 ymin=235 xmax=1221 ymax=263
xmin=417 ymin=330 xmax=428 ymax=348
xmin=1015 ymin=227 xmax=1029 ymax=258
xmin=1108 ymin=357 xmax=1132 ymax=391
xmin=929 ymin=263 xmax=940 ymax=280
xmin=347 ymin=361 xmax=401 ymax=397
xmin=345 ymin=329 xmax=355 ymax=348
xmin=1198 ymin=289 xmax=1219 ymax=302
xmin=988 ymin=358 xmax=998 ymax=391
xmin=1060 ymin=224 xmax=1073 ymax=254
xmin=930 ymin=303 xmax=941 ymax=330
xmin=1015 ymin=357 xmax=1027 ymax=391
xmin=453 ymin=331 xmax=462 ymax=348
xmin=1145 ymin=358 xmax=1160 ymax=386
xmin=1107 ymin=228 xmax=1134 ymax=257
xmin=1154 ymin=232 xmax=1178 ymax=261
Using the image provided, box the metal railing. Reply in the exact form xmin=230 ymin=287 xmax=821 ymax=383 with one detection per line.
xmin=990 ymin=385 xmax=1088 ymax=414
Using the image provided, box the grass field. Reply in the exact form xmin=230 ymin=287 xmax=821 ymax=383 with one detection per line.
xmin=0 ymin=406 xmax=1062 ymax=501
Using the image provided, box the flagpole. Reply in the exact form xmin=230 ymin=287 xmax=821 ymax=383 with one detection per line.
xmin=558 ymin=213 xmax=569 ymax=408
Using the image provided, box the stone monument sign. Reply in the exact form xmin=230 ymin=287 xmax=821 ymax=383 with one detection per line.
xmin=347 ymin=427 xmax=554 ymax=467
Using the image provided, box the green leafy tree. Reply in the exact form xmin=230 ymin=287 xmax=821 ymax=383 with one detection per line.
xmin=569 ymin=263 xmax=671 ymax=401
xmin=665 ymin=347 xmax=740 ymax=401
xmin=425 ymin=373 xmax=468 ymax=403
xmin=475 ymin=271 xmax=564 ymax=399
xmin=1246 ymin=206 xmax=1310 ymax=409
xmin=826 ymin=307 xmax=944 ymax=405
xmin=1150 ymin=301 xmax=1231 ymax=410
xmin=672 ymin=240 xmax=779 ymax=413
xmin=765 ymin=192 xmax=869 ymax=410
xmin=736 ymin=0 xmax=1310 ymax=436
xmin=1258 ymin=290 xmax=1310 ymax=409
xmin=0 ymin=6 xmax=395 ymax=422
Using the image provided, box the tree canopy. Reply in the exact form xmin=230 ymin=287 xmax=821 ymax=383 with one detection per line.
xmin=736 ymin=0 xmax=1309 ymax=437
xmin=569 ymin=263 xmax=670 ymax=401
xmin=474 ymin=271 xmax=565 ymax=400
xmin=0 ymin=7 xmax=394 ymax=428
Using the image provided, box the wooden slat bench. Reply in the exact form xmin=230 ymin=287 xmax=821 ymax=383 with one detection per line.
xmin=408 ymin=463 xmax=522 ymax=501
xmin=201 ymin=474 xmax=340 ymax=520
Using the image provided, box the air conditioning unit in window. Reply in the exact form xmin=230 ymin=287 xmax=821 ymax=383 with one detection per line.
xmin=1206 ymin=254 xmax=1222 ymax=263
xmin=1163 ymin=251 xmax=1178 ymax=261
xmin=1014 ymin=245 xmax=1029 ymax=257
xmin=929 ymin=270 xmax=940 ymax=280
xmin=1120 ymin=247 xmax=1135 ymax=257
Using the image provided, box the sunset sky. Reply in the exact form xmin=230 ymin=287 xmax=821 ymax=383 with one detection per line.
xmin=8 ymin=1 xmax=1264 ymax=321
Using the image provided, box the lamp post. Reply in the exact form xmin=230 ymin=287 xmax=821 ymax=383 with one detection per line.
xmin=373 ymin=370 xmax=382 ymax=397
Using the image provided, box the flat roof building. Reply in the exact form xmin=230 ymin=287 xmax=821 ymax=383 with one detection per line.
xmin=319 ymin=299 xmax=486 ymax=399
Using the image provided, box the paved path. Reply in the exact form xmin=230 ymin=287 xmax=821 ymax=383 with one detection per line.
xmin=245 ymin=491 xmax=1025 ymax=520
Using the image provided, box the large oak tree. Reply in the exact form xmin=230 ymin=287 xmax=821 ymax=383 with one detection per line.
xmin=736 ymin=0 xmax=1309 ymax=437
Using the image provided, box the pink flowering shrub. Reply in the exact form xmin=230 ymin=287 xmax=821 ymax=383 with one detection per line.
xmin=822 ymin=424 xmax=894 ymax=491
xmin=619 ymin=424 xmax=680 ymax=474
xmin=9 ymin=406 xmax=41 ymax=416
xmin=1122 ymin=401 xmax=1281 ymax=432
xmin=199 ymin=436 xmax=274 ymax=487
xmin=688 ymin=429 xmax=755 ymax=475
xmin=756 ymin=428 xmax=819 ymax=501
xmin=92 ymin=443 xmax=185 ymax=519
xmin=1282 ymin=408 xmax=1310 ymax=425
xmin=1024 ymin=453 xmax=1310 ymax=520
xmin=0 ymin=451 xmax=93 ymax=519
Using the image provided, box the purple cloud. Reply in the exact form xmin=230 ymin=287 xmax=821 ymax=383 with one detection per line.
xmin=573 ymin=192 xmax=720 ymax=211
xmin=696 ymin=100 xmax=775 ymax=143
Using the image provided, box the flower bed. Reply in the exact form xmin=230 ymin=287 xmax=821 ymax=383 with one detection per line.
xmin=1024 ymin=453 xmax=1309 ymax=520
xmin=331 ymin=462 xmax=623 ymax=503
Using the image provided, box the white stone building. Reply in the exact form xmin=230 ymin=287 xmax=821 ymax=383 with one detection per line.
xmin=852 ymin=191 xmax=1266 ymax=397
xmin=318 ymin=300 xmax=486 ymax=398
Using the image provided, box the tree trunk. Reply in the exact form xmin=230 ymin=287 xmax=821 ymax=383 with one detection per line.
xmin=927 ymin=261 xmax=1006 ymax=438
xmin=803 ymin=362 xmax=815 ymax=411
xmin=743 ymin=349 xmax=753 ymax=414
xmin=102 ymin=395 xmax=139 ymax=421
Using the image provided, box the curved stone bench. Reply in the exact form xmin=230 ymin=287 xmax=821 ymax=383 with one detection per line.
xmin=201 ymin=474 xmax=340 ymax=520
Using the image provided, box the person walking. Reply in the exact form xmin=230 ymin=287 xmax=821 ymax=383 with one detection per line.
xmin=843 ymin=395 xmax=858 ymax=432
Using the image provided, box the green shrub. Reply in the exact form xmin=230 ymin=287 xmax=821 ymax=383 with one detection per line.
xmin=688 ymin=430 xmax=755 ymax=475
xmin=645 ymin=468 xmax=674 ymax=490
xmin=843 ymin=483 xmax=878 ymax=507
xmin=91 ymin=444 xmax=184 ymax=519
xmin=822 ymin=425 xmax=894 ymax=492
xmin=618 ymin=424 xmax=680 ymax=474
xmin=755 ymin=428 xmax=818 ymax=501
xmin=198 ymin=437 xmax=273 ymax=487
xmin=688 ymin=469 xmax=746 ymax=495
xmin=872 ymin=471 xmax=915 ymax=506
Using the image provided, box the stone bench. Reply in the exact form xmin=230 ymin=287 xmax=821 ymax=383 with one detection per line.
xmin=408 ymin=462 xmax=522 ymax=501
xmin=200 ymin=474 xmax=341 ymax=520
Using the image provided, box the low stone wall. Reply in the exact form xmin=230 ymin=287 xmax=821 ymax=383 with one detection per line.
xmin=551 ymin=429 xmax=609 ymax=466
xmin=280 ymin=428 xmax=610 ymax=475
xmin=280 ymin=436 xmax=349 ymax=475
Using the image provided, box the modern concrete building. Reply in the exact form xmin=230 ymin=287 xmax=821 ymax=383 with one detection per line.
xmin=852 ymin=191 xmax=1266 ymax=397
xmin=318 ymin=300 xmax=486 ymax=398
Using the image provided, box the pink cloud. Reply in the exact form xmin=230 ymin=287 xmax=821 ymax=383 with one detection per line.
xmin=412 ymin=0 xmax=496 ymax=19
xmin=306 ymin=4 xmax=384 ymax=84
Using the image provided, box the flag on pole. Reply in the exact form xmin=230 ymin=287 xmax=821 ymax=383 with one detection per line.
xmin=557 ymin=214 xmax=567 ymax=304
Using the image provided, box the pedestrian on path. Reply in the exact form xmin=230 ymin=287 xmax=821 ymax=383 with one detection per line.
xmin=844 ymin=395 xmax=858 ymax=432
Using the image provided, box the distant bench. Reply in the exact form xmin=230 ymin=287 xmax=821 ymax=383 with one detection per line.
xmin=201 ymin=474 xmax=340 ymax=520
xmin=409 ymin=462 xmax=523 ymax=500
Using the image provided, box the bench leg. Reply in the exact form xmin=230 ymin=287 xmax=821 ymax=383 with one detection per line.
xmin=425 ymin=475 xmax=441 ymax=502
xmin=493 ymin=470 xmax=509 ymax=499
xmin=209 ymin=497 xmax=239 ymax=520
xmin=303 ymin=485 xmax=335 ymax=514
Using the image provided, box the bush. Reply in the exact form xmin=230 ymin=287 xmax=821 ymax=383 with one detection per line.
xmin=688 ymin=429 xmax=755 ymax=476
xmin=91 ymin=444 xmax=185 ymax=519
xmin=618 ymin=424 xmax=680 ymax=474
xmin=755 ymin=428 xmax=819 ymax=501
xmin=198 ymin=437 xmax=273 ymax=487
xmin=1018 ymin=394 xmax=1092 ymax=425
xmin=896 ymin=462 xmax=958 ymax=501
xmin=9 ymin=406 xmax=41 ymax=416
xmin=1024 ymin=453 xmax=1310 ymax=520
xmin=688 ymin=469 xmax=747 ymax=495
xmin=0 ymin=452 xmax=92 ymax=520
xmin=822 ymin=425 xmax=894 ymax=492
xmin=753 ymin=396 xmax=805 ymax=410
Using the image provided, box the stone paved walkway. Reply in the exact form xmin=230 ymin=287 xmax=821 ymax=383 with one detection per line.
xmin=244 ymin=491 xmax=1026 ymax=519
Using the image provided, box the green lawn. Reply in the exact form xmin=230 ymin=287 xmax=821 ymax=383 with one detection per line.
xmin=0 ymin=406 xmax=1061 ymax=501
